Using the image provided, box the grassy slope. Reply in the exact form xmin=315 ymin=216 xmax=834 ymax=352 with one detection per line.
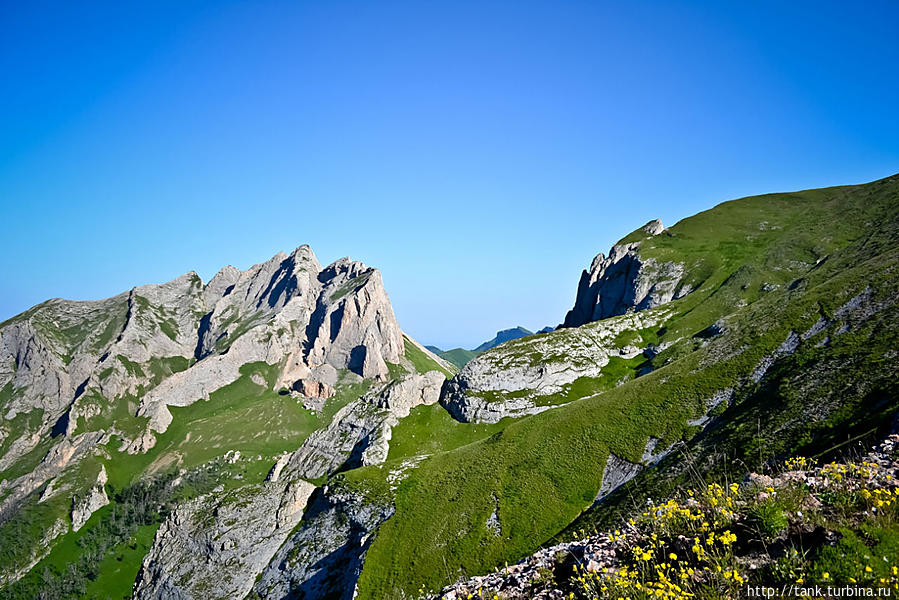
xmin=352 ymin=175 xmax=899 ymax=597
xmin=386 ymin=404 xmax=509 ymax=462
xmin=0 ymin=362 xmax=372 ymax=596
xmin=577 ymin=240 xmax=899 ymax=533
xmin=102 ymin=361 xmax=360 ymax=489
xmin=403 ymin=335 xmax=457 ymax=378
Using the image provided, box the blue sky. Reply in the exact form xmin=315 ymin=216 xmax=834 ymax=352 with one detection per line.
xmin=1 ymin=0 xmax=897 ymax=349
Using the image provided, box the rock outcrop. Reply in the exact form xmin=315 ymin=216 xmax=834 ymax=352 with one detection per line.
xmin=441 ymin=308 xmax=671 ymax=423
xmin=253 ymin=482 xmax=395 ymax=600
xmin=134 ymin=247 xmax=405 ymax=442
xmin=595 ymin=453 xmax=642 ymax=504
xmin=292 ymin=378 xmax=335 ymax=399
xmin=563 ymin=219 xmax=690 ymax=328
xmin=133 ymin=479 xmax=316 ymax=600
xmin=71 ymin=464 xmax=109 ymax=531
xmin=0 ymin=431 xmax=105 ymax=522
xmin=284 ymin=370 xmax=445 ymax=480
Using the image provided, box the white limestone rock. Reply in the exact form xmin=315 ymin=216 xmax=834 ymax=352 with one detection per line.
xmin=441 ymin=308 xmax=671 ymax=423
xmin=253 ymin=481 xmax=395 ymax=600
xmin=284 ymin=371 xmax=446 ymax=480
xmin=133 ymin=479 xmax=316 ymax=600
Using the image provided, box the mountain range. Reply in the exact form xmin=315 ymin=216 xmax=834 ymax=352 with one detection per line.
xmin=0 ymin=174 xmax=897 ymax=599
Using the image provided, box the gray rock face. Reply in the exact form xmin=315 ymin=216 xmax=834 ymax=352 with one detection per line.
xmin=284 ymin=371 xmax=445 ymax=480
xmin=135 ymin=248 xmax=406 ymax=441
xmin=0 ymin=294 xmax=129 ymax=472
xmin=642 ymin=218 xmax=666 ymax=236
xmin=133 ymin=479 xmax=316 ymax=600
xmin=71 ymin=464 xmax=109 ymax=531
xmin=440 ymin=384 xmax=554 ymax=425
xmin=563 ymin=221 xmax=688 ymax=328
xmin=0 ymin=431 xmax=104 ymax=522
xmin=253 ymin=482 xmax=395 ymax=600
xmin=441 ymin=308 xmax=671 ymax=423
xmin=595 ymin=454 xmax=643 ymax=504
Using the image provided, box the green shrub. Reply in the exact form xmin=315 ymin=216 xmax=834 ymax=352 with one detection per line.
xmin=747 ymin=501 xmax=789 ymax=539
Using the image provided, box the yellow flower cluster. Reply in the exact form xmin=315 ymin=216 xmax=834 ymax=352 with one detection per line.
xmin=783 ymin=456 xmax=815 ymax=471
xmin=818 ymin=458 xmax=896 ymax=521
xmin=637 ymin=482 xmax=741 ymax=540
xmin=861 ymin=486 xmax=896 ymax=509
xmin=576 ymin=482 xmax=746 ymax=599
xmin=574 ymin=560 xmax=701 ymax=600
xmin=821 ymin=460 xmax=877 ymax=483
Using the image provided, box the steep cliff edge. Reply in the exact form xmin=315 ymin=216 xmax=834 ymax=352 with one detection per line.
xmin=132 ymin=479 xmax=316 ymax=600
xmin=563 ymin=219 xmax=691 ymax=328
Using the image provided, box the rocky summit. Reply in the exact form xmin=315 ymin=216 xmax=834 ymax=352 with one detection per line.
xmin=1 ymin=174 xmax=898 ymax=600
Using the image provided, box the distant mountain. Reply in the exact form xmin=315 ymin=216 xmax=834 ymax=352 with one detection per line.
xmin=472 ymin=326 xmax=533 ymax=352
xmin=434 ymin=348 xmax=480 ymax=370
xmin=537 ymin=326 xmax=555 ymax=334
xmin=428 ymin=327 xmax=536 ymax=369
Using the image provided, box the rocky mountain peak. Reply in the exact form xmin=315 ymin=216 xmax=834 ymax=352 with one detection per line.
xmin=563 ymin=220 xmax=686 ymax=328
xmin=0 ymin=243 xmax=410 ymax=509
xmin=642 ymin=218 xmax=665 ymax=235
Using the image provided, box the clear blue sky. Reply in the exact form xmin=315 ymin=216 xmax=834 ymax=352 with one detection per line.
xmin=1 ymin=0 xmax=897 ymax=349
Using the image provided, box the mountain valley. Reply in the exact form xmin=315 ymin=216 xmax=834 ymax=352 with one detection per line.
xmin=1 ymin=174 xmax=898 ymax=599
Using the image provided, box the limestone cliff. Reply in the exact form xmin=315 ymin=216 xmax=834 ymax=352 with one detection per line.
xmin=252 ymin=481 xmax=395 ymax=600
xmin=563 ymin=219 xmax=690 ymax=328
xmin=133 ymin=479 xmax=316 ymax=600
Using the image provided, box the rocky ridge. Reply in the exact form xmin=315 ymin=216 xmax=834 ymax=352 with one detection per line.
xmin=0 ymin=243 xmax=444 ymax=586
xmin=133 ymin=249 xmax=405 ymax=446
xmin=441 ymin=307 xmax=671 ymax=423
xmin=0 ymin=245 xmax=408 ymax=470
xmin=284 ymin=370 xmax=445 ymax=480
